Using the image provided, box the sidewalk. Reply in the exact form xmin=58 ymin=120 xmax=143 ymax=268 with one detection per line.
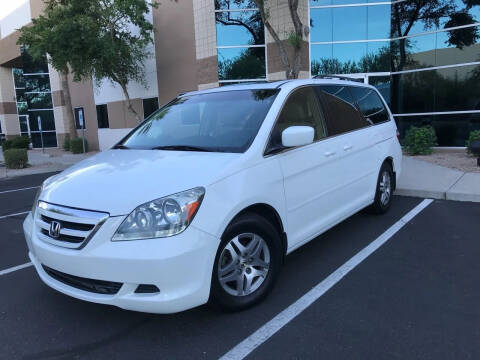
xmin=396 ymin=156 xmax=480 ymax=203
xmin=0 ymin=149 xmax=95 ymax=179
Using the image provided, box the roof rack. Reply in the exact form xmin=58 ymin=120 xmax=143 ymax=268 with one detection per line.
xmin=313 ymin=74 xmax=364 ymax=83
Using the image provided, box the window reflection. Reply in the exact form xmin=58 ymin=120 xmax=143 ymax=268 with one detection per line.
xmin=368 ymin=5 xmax=390 ymax=40
xmin=216 ymin=10 xmax=264 ymax=46
xmin=215 ymin=0 xmax=257 ymax=10
xmin=310 ymin=8 xmax=332 ymax=42
xmin=218 ymin=47 xmax=266 ymax=80
xmin=333 ymin=6 xmax=366 ymax=41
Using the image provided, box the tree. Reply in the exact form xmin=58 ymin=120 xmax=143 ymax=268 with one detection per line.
xmin=18 ymin=0 xmax=157 ymax=124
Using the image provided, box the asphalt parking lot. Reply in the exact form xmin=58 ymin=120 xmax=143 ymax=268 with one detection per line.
xmin=1 ymin=173 xmax=479 ymax=360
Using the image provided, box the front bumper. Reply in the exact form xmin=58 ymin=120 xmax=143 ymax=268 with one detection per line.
xmin=23 ymin=212 xmax=219 ymax=313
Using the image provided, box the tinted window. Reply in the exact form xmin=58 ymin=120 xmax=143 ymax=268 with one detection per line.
xmin=142 ymin=97 xmax=159 ymax=119
xmin=268 ymin=87 xmax=327 ymax=152
xmin=120 ymin=89 xmax=279 ymax=153
xmin=350 ymin=87 xmax=390 ymax=124
xmin=96 ymin=104 xmax=109 ymax=128
xmin=317 ymin=85 xmax=369 ymax=135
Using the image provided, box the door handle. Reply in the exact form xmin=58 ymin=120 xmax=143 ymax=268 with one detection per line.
xmin=343 ymin=145 xmax=353 ymax=151
xmin=324 ymin=151 xmax=336 ymax=157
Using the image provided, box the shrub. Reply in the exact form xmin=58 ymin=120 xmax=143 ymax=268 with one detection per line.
xmin=1 ymin=139 xmax=13 ymax=152
xmin=4 ymin=148 xmax=28 ymax=169
xmin=63 ymin=136 xmax=71 ymax=151
xmin=403 ymin=126 xmax=437 ymax=155
xmin=70 ymin=138 xmax=88 ymax=154
xmin=10 ymin=136 xmax=30 ymax=149
xmin=466 ymin=130 xmax=480 ymax=154
xmin=1 ymin=136 xmax=30 ymax=152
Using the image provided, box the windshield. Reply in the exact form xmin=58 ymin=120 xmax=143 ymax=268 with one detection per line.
xmin=118 ymin=89 xmax=279 ymax=153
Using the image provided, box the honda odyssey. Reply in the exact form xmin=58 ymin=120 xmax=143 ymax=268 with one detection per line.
xmin=23 ymin=78 xmax=402 ymax=313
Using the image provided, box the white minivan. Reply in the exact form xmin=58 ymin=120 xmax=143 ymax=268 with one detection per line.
xmin=23 ymin=78 xmax=402 ymax=313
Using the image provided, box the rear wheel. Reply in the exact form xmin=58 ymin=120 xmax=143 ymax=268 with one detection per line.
xmin=210 ymin=213 xmax=282 ymax=311
xmin=368 ymin=162 xmax=394 ymax=214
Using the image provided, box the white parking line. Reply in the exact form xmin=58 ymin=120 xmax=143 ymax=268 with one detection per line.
xmin=0 ymin=262 xmax=33 ymax=276
xmin=0 ymin=211 xmax=30 ymax=220
xmin=0 ymin=186 xmax=39 ymax=195
xmin=220 ymin=199 xmax=434 ymax=360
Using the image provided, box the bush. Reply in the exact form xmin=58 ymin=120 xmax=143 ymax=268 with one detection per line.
xmin=403 ymin=126 xmax=437 ymax=155
xmin=466 ymin=130 xmax=480 ymax=154
xmin=4 ymin=149 xmax=28 ymax=169
xmin=1 ymin=136 xmax=30 ymax=152
xmin=63 ymin=136 xmax=71 ymax=151
xmin=10 ymin=136 xmax=30 ymax=149
xmin=1 ymin=139 xmax=13 ymax=152
xmin=70 ymin=138 xmax=88 ymax=154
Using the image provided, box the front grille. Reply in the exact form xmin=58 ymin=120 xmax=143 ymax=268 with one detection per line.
xmin=35 ymin=201 xmax=109 ymax=249
xmin=43 ymin=265 xmax=122 ymax=295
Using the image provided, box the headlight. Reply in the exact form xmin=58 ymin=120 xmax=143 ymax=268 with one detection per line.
xmin=112 ymin=187 xmax=205 ymax=241
xmin=31 ymin=186 xmax=43 ymax=217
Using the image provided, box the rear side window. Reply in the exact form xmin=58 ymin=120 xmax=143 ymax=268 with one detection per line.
xmin=316 ymin=85 xmax=370 ymax=136
xmin=268 ymin=87 xmax=327 ymax=152
xmin=350 ymin=87 xmax=390 ymax=125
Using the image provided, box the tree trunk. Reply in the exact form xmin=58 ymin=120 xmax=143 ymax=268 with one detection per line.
xmin=120 ymin=83 xmax=141 ymax=123
xmin=59 ymin=70 xmax=77 ymax=140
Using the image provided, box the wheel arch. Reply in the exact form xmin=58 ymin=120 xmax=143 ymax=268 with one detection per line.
xmin=223 ymin=203 xmax=288 ymax=260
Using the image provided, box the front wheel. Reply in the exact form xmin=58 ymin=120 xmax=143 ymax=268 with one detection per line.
xmin=368 ymin=162 xmax=394 ymax=214
xmin=210 ymin=213 xmax=282 ymax=311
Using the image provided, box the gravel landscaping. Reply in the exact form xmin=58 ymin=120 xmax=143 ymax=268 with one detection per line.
xmin=408 ymin=148 xmax=480 ymax=173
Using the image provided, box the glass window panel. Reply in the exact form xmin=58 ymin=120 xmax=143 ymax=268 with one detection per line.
xmin=332 ymin=42 xmax=367 ymax=73
xmin=365 ymin=42 xmax=391 ymax=72
xmin=17 ymin=102 xmax=28 ymax=115
xmin=30 ymin=132 xmax=57 ymax=148
xmin=350 ymin=86 xmax=389 ymax=124
xmin=25 ymin=75 xmax=51 ymax=92
xmin=435 ymin=26 xmax=480 ymax=66
xmin=96 ymin=104 xmax=110 ymax=128
xmin=13 ymin=68 xmax=25 ymax=88
xmin=310 ymin=8 xmax=332 ymax=42
xmin=215 ymin=0 xmax=257 ymax=10
xmin=368 ymin=76 xmax=391 ymax=106
xmin=397 ymin=113 xmax=480 ymax=147
xmin=143 ymin=97 xmax=159 ymax=119
xmin=26 ymin=92 xmax=53 ymax=110
xmin=368 ymin=5 xmax=390 ymax=40
xmin=317 ymin=85 xmax=369 ymax=135
xmin=28 ymin=110 xmax=56 ymax=131
xmin=309 ymin=0 xmax=331 ymax=5
xmin=270 ymin=87 xmax=327 ymax=151
xmin=16 ymin=88 xmax=26 ymax=103
xmin=390 ymin=71 xmax=435 ymax=113
xmin=391 ymin=34 xmax=436 ymax=71
xmin=218 ymin=47 xmax=266 ymax=80
xmin=21 ymin=49 xmax=48 ymax=73
xmin=216 ymin=10 xmax=264 ymax=46
xmin=19 ymin=116 xmax=29 ymax=132
xmin=435 ymin=64 xmax=480 ymax=112
xmin=333 ymin=6 xmax=367 ymax=41
xmin=311 ymin=44 xmax=333 ymax=76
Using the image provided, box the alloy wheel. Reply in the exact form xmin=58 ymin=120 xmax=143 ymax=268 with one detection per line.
xmin=379 ymin=171 xmax=392 ymax=206
xmin=217 ymin=233 xmax=270 ymax=297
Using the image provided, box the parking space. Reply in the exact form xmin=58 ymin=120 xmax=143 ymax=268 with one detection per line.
xmin=1 ymin=176 xmax=479 ymax=359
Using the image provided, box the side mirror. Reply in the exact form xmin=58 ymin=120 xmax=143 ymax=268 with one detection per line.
xmin=282 ymin=126 xmax=314 ymax=147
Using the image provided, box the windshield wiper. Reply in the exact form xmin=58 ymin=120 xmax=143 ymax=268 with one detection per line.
xmin=151 ymin=145 xmax=213 ymax=152
xmin=112 ymin=144 xmax=130 ymax=149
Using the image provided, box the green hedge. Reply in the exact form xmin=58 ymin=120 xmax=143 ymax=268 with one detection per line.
xmin=466 ymin=130 xmax=480 ymax=154
xmin=403 ymin=126 xmax=437 ymax=155
xmin=63 ymin=136 xmax=71 ymax=151
xmin=1 ymin=136 xmax=30 ymax=152
xmin=70 ymin=138 xmax=88 ymax=154
xmin=4 ymin=148 xmax=28 ymax=169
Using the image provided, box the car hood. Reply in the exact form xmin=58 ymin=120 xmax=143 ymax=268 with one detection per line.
xmin=40 ymin=149 xmax=242 ymax=216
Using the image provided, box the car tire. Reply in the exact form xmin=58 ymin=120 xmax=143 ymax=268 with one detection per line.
xmin=210 ymin=213 xmax=282 ymax=311
xmin=368 ymin=162 xmax=394 ymax=214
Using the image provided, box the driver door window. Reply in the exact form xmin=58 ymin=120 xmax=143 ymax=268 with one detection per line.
xmin=268 ymin=87 xmax=327 ymax=152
